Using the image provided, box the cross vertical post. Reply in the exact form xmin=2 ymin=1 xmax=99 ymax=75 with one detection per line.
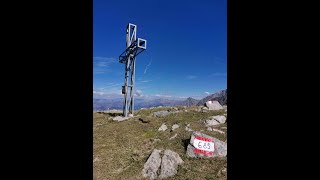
xmin=119 ymin=23 xmax=147 ymax=117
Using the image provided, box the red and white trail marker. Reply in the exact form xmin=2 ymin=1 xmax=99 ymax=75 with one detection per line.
xmin=193 ymin=136 xmax=215 ymax=155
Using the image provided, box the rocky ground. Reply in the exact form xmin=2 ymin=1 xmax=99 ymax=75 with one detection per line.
xmin=93 ymin=105 xmax=227 ymax=180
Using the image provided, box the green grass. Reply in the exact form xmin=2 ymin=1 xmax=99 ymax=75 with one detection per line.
xmin=93 ymin=106 xmax=227 ymax=180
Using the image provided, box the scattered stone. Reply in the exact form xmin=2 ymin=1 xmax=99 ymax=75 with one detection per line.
xmin=171 ymin=124 xmax=179 ymax=131
xmin=93 ymin=157 xmax=100 ymax=163
xmin=222 ymin=167 xmax=227 ymax=175
xmin=207 ymin=127 xmax=213 ymax=131
xmin=159 ymin=150 xmax=184 ymax=179
xmin=139 ymin=118 xmax=150 ymax=123
xmin=105 ymin=109 xmax=122 ymax=114
xmin=202 ymin=107 xmax=209 ymax=110
xmin=204 ymin=119 xmax=220 ymax=126
xmin=187 ymin=124 xmax=190 ymax=127
xmin=169 ymin=133 xmax=177 ymax=140
xmin=153 ymin=138 xmax=161 ymax=142
xmin=211 ymin=128 xmax=225 ymax=134
xmin=128 ymin=114 xmax=134 ymax=117
xmin=212 ymin=115 xmax=226 ymax=124
xmin=184 ymin=110 xmax=188 ymax=112
xmin=205 ymin=100 xmax=223 ymax=110
xmin=186 ymin=131 xmax=227 ymax=158
xmin=185 ymin=126 xmax=193 ymax=132
xmin=95 ymin=123 xmax=103 ymax=127
xmin=172 ymin=107 xmax=178 ymax=111
xmin=221 ymin=127 xmax=227 ymax=129
xmin=217 ymin=167 xmax=227 ymax=177
xmin=113 ymin=116 xmax=131 ymax=122
xmin=153 ymin=111 xmax=170 ymax=117
xmin=158 ymin=123 xmax=168 ymax=131
xmin=142 ymin=149 xmax=162 ymax=180
xmin=204 ymin=115 xmax=226 ymax=126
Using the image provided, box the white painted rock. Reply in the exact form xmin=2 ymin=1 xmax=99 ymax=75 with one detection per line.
xmin=205 ymin=100 xmax=223 ymax=110
xmin=186 ymin=131 xmax=227 ymax=158
xmin=158 ymin=123 xmax=168 ymax=131
xmin=142 ymin=149 xmax=162 ymax=180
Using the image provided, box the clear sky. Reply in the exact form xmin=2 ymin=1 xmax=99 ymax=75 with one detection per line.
xmin=93 ymin=0 xmax=226 ymax=100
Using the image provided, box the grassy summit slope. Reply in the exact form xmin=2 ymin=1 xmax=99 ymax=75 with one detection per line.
xmin=93 ymin=106 xmax=227 ymax=180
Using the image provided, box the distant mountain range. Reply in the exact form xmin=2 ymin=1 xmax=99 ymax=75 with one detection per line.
xmin=178 ymin=97 xmax=199 ymax=107
xmin=93 ymin=98 xmax=183 ymax=111
xmin=93 ymin=89 xmax=227 ymax=111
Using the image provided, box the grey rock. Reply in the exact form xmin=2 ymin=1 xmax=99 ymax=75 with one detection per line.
xmin=207 ymin=127 xmax=213 ymax=131
xmin=169 ymin=134 xmax=178 ymax=140
xmin=171 ymin=124 xmax=179 ymax=131
xmin=158 ymin=123 xmax=168 ymax=131
xmin=185 ymin=126 xmax=193 ymax=132
xmin=172 ymin=107 xmax=178 ymax=111
xmin=159 ymin=150 xmax=183 ymax=179
xmin=211 ymin=128 xmax=225 ymax=134
xmin=212 ymin=115 xmax=226 ymax=124
xmin=205 ymin=119 xmax=220 ymax=126
xmin=153 ymin=111 xmax=170 ymax=117
xmin=205 ymin=100 xmax=223 ymax=110
xmin=128 ymin=114 xmax=134 ymax=117
xmin=142 ymin=149 xmax=162 ymax=180
xmin=187 ymin=131 xmax=227 ymax=158
xmin=113 ymin=116 xmax=131 ymax=121
xmin=93 ymin=157 xmax=100 ymax=163
xmin=202 ymin=107 xmax=209 ymax=110
xmin=153 ymin=138 xmax=161 ymax=142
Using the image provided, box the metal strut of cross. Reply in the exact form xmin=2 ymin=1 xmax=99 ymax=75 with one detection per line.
xmin=119 ymin=23 xmax=147 ymax=117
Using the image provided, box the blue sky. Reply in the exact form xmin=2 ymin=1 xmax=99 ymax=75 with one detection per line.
xmin=93 ymin=0 xmax=226 ymax=100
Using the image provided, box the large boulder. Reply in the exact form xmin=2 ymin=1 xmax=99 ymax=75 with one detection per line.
xmin=142 ymin=149 xmax=162 ymax=180
xmin=159 ymin=150 xmax=184 ymax=179
xmin=205 ymin=100 xmax=223 ymax=110
xmin=186 ymin=131 xmax=227 ymax=158
xmin=142 ymin=149 xmax=183 ymax=179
